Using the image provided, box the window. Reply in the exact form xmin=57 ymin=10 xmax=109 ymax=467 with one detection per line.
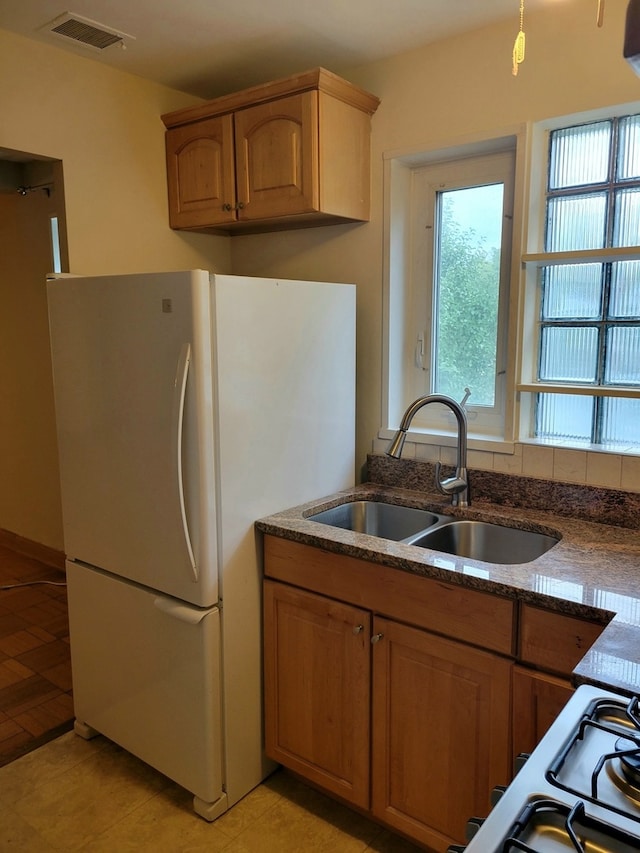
xmin=523 ymin=113 xmax=640 ymax=448
xmin=405 ymin=151 xmax=515 ymax=437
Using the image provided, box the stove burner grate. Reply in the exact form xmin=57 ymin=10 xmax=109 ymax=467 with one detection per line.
xmin=546 ymin=697 xmax=640 ymax=821
xmin=615 ymin=736 xmax=640 ymax=789
xmin=501 ymin=799 xmax=640 ymax=853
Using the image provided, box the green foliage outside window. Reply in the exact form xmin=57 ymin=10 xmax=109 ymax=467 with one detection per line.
xmin=434 ymin=197 xmax=502 ymax=407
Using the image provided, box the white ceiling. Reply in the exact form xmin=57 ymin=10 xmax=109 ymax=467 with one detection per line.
xmin=0 ymin=0 xmax=561 ymax=100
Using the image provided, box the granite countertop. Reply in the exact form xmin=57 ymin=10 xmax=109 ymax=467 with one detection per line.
xmin=256 ymin=479 xmax=640 ymax=696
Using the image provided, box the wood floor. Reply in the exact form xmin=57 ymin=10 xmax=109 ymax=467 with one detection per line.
xmin=0 ymin=545 xmax=73 ymax=767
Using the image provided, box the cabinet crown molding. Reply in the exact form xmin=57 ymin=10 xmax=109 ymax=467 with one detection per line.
xmin=162 ymin=67 xmax=380 ymax=129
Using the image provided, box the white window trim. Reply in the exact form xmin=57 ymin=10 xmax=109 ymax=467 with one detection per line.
xmin=409 ymin=151 xmax=514 ymax=435
xmin=380 ymin=125 xmax=528 ymax=454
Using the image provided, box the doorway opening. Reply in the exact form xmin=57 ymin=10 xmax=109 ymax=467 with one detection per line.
xmin=0 ymin=147 xmax=69 ymax=559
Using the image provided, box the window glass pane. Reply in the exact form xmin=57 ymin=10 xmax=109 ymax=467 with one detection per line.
xmin=536 ymin=111 xmax=640 ymax=449
xmin=617 ymin=115 xmax=640 ymax=180
xmin=545 ymin=193 xmax=607 ymax=252
xmin=539 ymin=326 xmax=599 ymax=382
xmin=542 ymin=264 xmax=602 ymax=320
xmin=605 ymin=326 xmax=640 ymax=385
xmin=434 ymin=184 xmax=503 ymax=406
xmin=536 ymin=393 xmax=593 ymax=441
xmin=549 ymin=121 xmax=611 ymax=189
xmin=601 ymin=397 xmax=640 ymax=444
xmin=609 ymin=261 xmax=640 ymax=317
xmin=613 ymin=187 xmax=640 ymax=247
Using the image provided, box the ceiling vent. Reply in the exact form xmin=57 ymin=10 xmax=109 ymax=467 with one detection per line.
xmin=41 ymin=12 xmax=135 ymax=52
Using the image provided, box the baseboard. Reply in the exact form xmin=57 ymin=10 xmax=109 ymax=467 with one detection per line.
xmin=0 ymin=528 xmax=65 ymax=572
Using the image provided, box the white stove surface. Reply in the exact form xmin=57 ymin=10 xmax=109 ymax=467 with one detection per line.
xmin=465 ymin=684 xmax=640 ymax=852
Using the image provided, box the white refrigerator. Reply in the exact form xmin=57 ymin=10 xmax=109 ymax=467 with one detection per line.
xmin=47 ymin=270 xmax=355 ymax=820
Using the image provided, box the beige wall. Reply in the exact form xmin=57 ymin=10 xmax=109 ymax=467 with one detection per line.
xmin=0 ymin=28 xmax=230 ymax=276
xmin=230 ymin=0 xmax=640 ymax=483
xmin=0 ymin=29 xmax=229 ymax=550
xmin=1 ymin=0 xmax=639 ymax=551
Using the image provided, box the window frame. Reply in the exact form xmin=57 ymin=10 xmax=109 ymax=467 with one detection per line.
xmin=381 ymin=107 xmax=640 ymax=459
xmin=381 ymin=127 xmax=527 ymax=453
xmin=408 ymin=151 xmax=515 ymax=436
xmin=518 ymin=103 xmax=640 ymax=451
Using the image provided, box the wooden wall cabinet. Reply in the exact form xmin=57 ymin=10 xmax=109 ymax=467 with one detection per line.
xmin=263 ymin=536 xmax=513 ymax=852
xmin=162 ymin=68 xmax=380 ymax=235
xmin=163 ymin=115 xmax=236 ymax=230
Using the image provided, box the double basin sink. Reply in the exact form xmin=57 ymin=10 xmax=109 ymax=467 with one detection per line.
xmin=307 ymin=500 xmax=559 ymax=565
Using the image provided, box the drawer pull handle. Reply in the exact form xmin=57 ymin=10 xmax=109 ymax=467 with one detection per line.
xmin=371 ymin=632 xmax=384 ymax=644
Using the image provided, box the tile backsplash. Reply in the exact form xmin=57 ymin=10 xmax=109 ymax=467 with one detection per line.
xmin=366 ymin=453 xmax=640 ymax=529
xmin=372 ymin=438 xmax=640 ymax=493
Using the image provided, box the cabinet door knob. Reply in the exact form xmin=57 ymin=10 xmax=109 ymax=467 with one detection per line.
xmin=353 ymin=624 xmax=364 ymax=635
xmin=223 ymin=203 xmax=233 ymax=212
xmin=371 ymin=632 xmax=384 ymax=644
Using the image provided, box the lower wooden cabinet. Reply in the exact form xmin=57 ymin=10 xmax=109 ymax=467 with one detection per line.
xmin=513 ymin=604 xmax=606 ymax=768
xmin=512 ymin=666 xmax=574 ymax=762
xmin=262 ymin=535 xmax=607 ymax=851
xmin=371 ymin=617 xmax=511 ymax=851
xmin=263 ymin=576 xmax=512 ymax=852
xmin=263 ymin=580 xmax=371 ymax=809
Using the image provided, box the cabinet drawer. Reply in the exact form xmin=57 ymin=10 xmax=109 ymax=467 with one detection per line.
xmin=264 ymin=535 xmax=515 ymax=655
xmin=519 ymin=604 xmax=605 ymax=675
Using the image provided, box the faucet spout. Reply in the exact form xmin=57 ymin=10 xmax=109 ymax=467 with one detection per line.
xmin=386 ymin=394 xmax=470 ymax=507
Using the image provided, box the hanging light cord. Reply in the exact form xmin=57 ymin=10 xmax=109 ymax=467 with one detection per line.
xmin=513 ymin=0 xmax=605 ymax=75
xmin=512 ymin=0 xmax=526 ymax=76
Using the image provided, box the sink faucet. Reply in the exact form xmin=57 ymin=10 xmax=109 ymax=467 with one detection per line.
xmin=386 ymin=394 xmax=470 ymax=507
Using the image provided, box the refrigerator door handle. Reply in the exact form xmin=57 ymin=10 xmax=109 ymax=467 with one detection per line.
xmin=153 ymin=595 xmax=216 ymax=624
xmin=174 ymin=342 xmax=197 ymax=582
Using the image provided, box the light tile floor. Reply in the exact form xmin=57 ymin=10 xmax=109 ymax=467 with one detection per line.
xmin=0 ymin=731 xmax=424 ymax=852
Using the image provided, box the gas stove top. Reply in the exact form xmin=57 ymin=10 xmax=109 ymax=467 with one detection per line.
xmin=463 ymin=685 xmax=640 ymax=853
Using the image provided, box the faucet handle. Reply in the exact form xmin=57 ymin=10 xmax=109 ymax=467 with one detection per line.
xmin=459 ymin=387 xmax=471 ymax=409
xmin=434 ymin=462 xmax=468 ymax=496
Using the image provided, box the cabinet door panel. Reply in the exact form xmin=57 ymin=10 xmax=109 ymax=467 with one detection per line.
xmin=234 ymin=92 xmax=318 ymax=219
xmin=512 ymin=666 xmax=574 ymax=764
xmin=372 ymin=617 xmax=511 ymax=852
xmin=263 ymin=580 xmax=370 ymax=809
xmin=165 ymin=116 xmax=236 ymax=228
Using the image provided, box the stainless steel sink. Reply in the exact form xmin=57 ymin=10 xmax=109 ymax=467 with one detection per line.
xmin=307 ymin=499 xmax=559 ymax=564
xmin=411 ymin=519 xmax=559 ymax=564
xmin=307 ymin=500 xmax=440 ymax=541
